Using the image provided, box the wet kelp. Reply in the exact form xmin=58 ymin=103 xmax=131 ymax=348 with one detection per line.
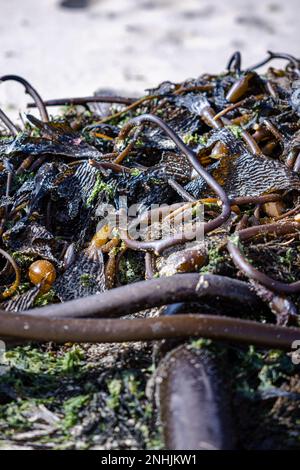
xmin=0 ymin=52 xmax=300 ymax=449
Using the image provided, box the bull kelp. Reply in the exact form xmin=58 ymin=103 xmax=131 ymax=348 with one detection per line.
xmin=0 ymin=51 xmax=300 ymax=449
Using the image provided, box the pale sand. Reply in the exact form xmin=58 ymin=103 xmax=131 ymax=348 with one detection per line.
xmin=0 ymin=0 xmax=299 ymax=121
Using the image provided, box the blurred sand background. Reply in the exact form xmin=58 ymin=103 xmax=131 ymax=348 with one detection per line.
xmin=0 ymin=0 xmax=299 ymax=119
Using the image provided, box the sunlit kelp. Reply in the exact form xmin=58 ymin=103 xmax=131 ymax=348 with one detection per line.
xmin=1 ymin=51 xmax=300 ymax=450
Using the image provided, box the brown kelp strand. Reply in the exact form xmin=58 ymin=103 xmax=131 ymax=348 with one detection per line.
xmin=144 ymin=252 xmax=155 ymax=279
xmin=19 ymin=274 xmax=263 ymax=319
xmin=263 ymin=119 xmax=284 ymax=142
xmin=240 ymin=129 xmax=263 ymax=155
xmin=238 ymin=221 xmax=300 ymax=241
xmin=97 ymin=95 xmax=159 ymax=124
xmin=0 ymin=74 xmax=49 ymax=122
xmin=231 ymin=194 xmax=282 ymax=205
xmin=228 ymin=238 xmax=300 ymax=294
xmin=27 ymin=95 xmax=136 ymax=108
xmin=89 ymin=158 xmax=134 ymax=174
xmin=213 ymin=94 xmax=265 ymax=121
xmin=0 ymin=312 xmax=299 ymax=349
xmin=174 ymin=84 xmax=214 ymax=94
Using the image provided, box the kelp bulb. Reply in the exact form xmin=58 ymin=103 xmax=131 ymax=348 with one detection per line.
xmin=28 ymin=260 xmax=56 ymax=293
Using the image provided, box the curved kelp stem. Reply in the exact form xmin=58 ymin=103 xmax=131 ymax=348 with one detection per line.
xmin=228 ymin=239 xmax=300 ymax=294
xmin=117 ymin=114 xmax=231 ymax=254
xmin=228 ymin=222 xmax=300 ymax=294
xmin=20 ymin=274 xmax=262 ymax=319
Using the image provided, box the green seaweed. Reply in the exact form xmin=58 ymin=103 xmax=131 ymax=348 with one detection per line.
xmin=86 ymin=174 xmax=114 ymax=206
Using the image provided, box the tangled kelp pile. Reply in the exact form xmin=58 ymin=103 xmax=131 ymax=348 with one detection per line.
xmin=0 ymin=51 xmax=300 ymax=449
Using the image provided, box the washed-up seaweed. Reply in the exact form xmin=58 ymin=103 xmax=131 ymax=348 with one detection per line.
xmin=0 ymin=51 xmax=300 ymax=450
